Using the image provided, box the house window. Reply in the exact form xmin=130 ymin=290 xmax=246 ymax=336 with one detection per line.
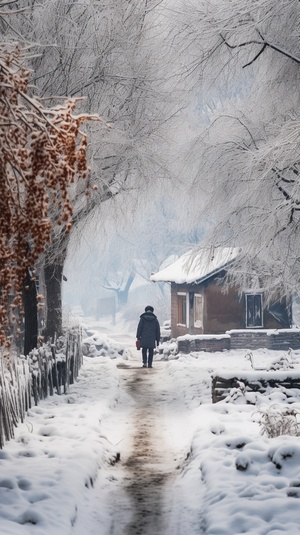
xmin=246 ymin=293 xmax=263 ymax=328
xmin=177 ymin=292 xmax=189 ymax=326
xmin=194 ymin=294 xmax=203 ymax=328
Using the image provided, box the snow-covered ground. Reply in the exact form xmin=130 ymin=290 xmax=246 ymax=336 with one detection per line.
xmin=1 ymin=318 xmax=300 ymax=535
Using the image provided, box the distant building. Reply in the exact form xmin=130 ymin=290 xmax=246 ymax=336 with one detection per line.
xmin=151 ymin=247 xmax=296 ymax=351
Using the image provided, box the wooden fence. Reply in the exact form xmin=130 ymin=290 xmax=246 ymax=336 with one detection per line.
xmin=212 ymin=373 xmax=300 ymax=403
xmin=0 ymin=329 xmax=83 ymax=448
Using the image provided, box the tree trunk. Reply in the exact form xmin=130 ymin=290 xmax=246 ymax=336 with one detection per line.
xmin=117 ymin=271 xmax=135 ymax=306
xmin=44 ymin=262 xmax=64 ymax=340
xmin=22 ymin=269 xmax=38 ymax=355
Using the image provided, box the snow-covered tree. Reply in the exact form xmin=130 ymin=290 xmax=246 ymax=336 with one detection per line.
xmin=5 ymin=0 xmax=181 ymax=337
xmin=170 ymin=0 xmax=300 ymax=299
xmin=63 ymin=195 xmax=203 ymax=317
xmin=0 ymin=37 xmax=97 ymax=354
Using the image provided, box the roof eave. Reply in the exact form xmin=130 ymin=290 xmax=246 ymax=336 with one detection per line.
xmin=151 ymin=252 xmax=239 ymax=285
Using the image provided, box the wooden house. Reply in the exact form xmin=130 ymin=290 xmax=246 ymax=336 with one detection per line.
xmin=151 ymin=247 xmax=291 ymax=340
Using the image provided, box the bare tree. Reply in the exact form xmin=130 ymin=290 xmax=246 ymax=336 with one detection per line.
xmin=64 ymin=194 xmax=203 ymax=317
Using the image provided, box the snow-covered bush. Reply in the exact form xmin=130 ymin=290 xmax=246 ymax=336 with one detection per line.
xmin=245 ymin=351 xmax=295 ymax=371
xmin=225 ymin=381 xmax=248 ymax=405
xmin=268 ymin=355 xmax=294 ymax=371
xmin=161 ymin=320 xmax=171 ymax=341
xmin=155 ymin=339 xmax=177 ymax=360
xmin=256 ymin=405 xmax=300 ymax=438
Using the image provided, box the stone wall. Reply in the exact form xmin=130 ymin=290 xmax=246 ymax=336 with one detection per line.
xmin=177 ymin=335 xmax=231 ymax=353
xmin=177 ymin=329 xmax=300 ymax=353
xmin=228 ymin=329 xmax=300 ymax=351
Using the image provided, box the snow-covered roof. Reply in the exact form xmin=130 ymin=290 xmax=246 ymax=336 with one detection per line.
xmin=150 ymin=247 xmax=240 ymax=284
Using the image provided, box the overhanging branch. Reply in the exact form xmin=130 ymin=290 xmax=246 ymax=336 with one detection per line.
xmin=220 ymin=30 xmax=300 ymax=68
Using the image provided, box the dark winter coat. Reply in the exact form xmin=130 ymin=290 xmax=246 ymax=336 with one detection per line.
xmin=136 ymin=311 xmax=160 ymax=349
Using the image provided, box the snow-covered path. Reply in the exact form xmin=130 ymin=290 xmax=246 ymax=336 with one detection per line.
xmin=116 ymin=361 xmax=187 ymax=535
xmin=69 ymin=331 xmax=205 ymax=535
xmin=3 ymin=325 xmax=300 ymax=535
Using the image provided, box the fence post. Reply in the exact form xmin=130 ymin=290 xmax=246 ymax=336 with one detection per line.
xmin=0 ymin=328 xmax=83 ymax=448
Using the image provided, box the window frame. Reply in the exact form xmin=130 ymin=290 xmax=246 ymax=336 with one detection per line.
xmin=193 ymin=293 xmax=203 ymax=329
xmin=245 ymin=292 xmax=263 ymax=328
xmin=177 ymin=292 xmax=189 ymax=327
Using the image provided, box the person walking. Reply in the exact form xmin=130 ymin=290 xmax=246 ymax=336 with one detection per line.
xmin=136 ymin=305 xmax=160 ymax=368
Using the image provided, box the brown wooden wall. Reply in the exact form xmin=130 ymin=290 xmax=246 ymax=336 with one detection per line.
xmin=203 ymin=281 xmax=243 ymax=333
xmin=263 ymin=309 xmax=286 ymax=329
xmin=171 ymin=283 xmax=194 ymax=339
xmin=170 ymin=277 xmax=286 ymax=338
xmin=171 ymin=279 xmax=243 ymax=337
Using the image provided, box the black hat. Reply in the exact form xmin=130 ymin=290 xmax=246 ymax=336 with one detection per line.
xmin=145 ymin=305 xmax=154 ymax=312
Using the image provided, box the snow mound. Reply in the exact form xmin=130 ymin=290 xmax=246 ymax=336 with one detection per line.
xmin=82 ymin=330 xmax=130 ymax=359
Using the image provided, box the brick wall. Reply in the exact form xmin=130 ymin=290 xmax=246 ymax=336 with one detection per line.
xmin=177 ymin=335 xmax=231 ymax=353
xmin=228 ymin=330 xmax=300 ymax=351
xmin=177 ymin=330 xmax=300 ymax=353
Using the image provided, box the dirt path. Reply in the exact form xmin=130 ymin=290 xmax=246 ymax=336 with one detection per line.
xmin=116 ymin=361 xmax=185 ymax=535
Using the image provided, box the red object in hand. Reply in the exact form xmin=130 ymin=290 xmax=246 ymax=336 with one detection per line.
xmin=136 ymin=339 xmax=141 ymax=350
